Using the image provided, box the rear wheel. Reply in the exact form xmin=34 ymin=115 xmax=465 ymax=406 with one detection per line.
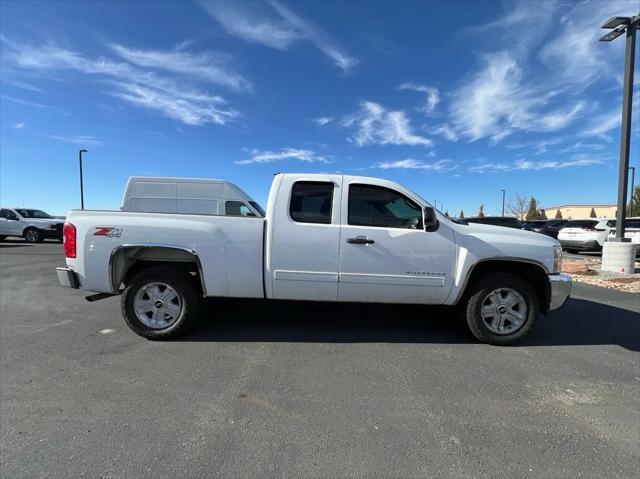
xmin=121 ymin=265 xmax=202 ymax=340
xmin=460 ymin=272 xmax=539 ymax=345
xmin=24 ymin=228 xmax=42 ymax=243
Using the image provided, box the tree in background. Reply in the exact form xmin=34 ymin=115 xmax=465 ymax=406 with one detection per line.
xmin=555 ymin=209 xmax=563 ymax=219
xmin=589 ymin=207 xmax=597 ymax=218
xmin=506 ymin=194 xmax=528 ymax=220
xmin=540 ymin=209 xmax=548 ymax=220
xmin=478 ymin=205 xmax=485 ymax=217
xmin=459 ymin=210 xmax=465 ymax=219
xmin=525 ymin=197 xmax=542 ymax=220
xmin=628 ymin=186 xmax=640 ymax=217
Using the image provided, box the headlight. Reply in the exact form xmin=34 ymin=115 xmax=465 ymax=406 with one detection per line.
xmin=553 ymin=245 xmax=563 ymax=273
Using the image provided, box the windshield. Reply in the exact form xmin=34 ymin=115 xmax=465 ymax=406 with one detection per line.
xmin=15 ymin=209 xmax=53 ymax=219
xmin=249 ymin=201 xmax=266 ymax=217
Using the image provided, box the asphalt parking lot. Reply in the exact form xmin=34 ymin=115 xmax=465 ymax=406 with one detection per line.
xmin=1 ymin=241 xmax=639 ymax=478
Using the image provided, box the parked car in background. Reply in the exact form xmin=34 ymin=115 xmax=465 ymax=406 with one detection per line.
xmin=531 ymin=220 xmax=568 ymax=239
xmin=607 ymin=218 xmax=640 ymax=245
xmin=0 ymin=208 xmax=64 ymax=242
xmin=521 ymin=220 xmax=547 ymax=231
xmin=464 ymin=216 xmax=522 ymax=228
xmin=557 ymin=219 xmax=615 ymax=253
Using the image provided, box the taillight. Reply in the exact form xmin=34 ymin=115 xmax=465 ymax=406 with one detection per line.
xmin=63 ymin=223 xmax=76 ymax=258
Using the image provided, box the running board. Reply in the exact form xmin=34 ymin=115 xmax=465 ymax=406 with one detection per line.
xmin=85 ymin=292 xmax=119 ymax=302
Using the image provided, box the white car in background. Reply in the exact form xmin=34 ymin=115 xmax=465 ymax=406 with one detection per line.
xmin=558 ymin=218 xmax=615 ymax=253
xmin=0 ymin=208 xmax=64 ymax=243
xmin=607 ymin=218 xmax=640 ymax=245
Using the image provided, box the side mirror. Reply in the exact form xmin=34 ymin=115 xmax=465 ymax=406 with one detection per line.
xmin=424 ymin=207 xmax=439 ymax=232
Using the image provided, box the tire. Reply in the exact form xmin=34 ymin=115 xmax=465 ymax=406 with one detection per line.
xmin=121 ymin=265 xmax=202 ymax=340
xmin=23 ymin=228 xmax=42 ymax=243
xmin=459 ymin=272 xmax=539 ymax=345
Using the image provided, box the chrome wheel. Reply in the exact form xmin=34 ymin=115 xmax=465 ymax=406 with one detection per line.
xmin=25 ymin=229 xmax=39 ymax=242
xmin=133 ymin=282 xmax=182 ymax=329
xmin=480 ymin=288 xmax=528 ymax=335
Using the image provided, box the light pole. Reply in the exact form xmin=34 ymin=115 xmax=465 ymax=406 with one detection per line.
xmin=79 ymin=149 xmax=87 ymax=209
xmin=599 ymin=14 xmax=639 ymax=240
xmin=501 ymin=189 xmax=505 ymax=217
xmin=629 ymin=166 xmax=636 ymax=209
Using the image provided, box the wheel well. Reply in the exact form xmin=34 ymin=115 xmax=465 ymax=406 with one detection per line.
xmin=110 ymin=246 xmax=205 ymax=296
xmin=463 ymin=260 xmax=550 ymax=313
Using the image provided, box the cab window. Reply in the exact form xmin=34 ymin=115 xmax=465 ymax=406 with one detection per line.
xmin=289 ymin=181 xmax=333 ymax=224
xmin=0 ymin=209 xmax=19 ymax=220
xmin=348 ymin=184 xmax=423 ymax=229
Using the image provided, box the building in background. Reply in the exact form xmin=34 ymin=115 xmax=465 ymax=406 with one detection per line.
xmin=541 ymin=204 xmax=616 ymax=220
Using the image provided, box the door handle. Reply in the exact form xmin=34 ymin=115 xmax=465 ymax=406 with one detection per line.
xmin=347 ymin=236 xmax=375 ymax=245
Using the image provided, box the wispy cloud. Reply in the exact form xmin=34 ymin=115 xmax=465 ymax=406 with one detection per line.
xmin=312 ymin=116 xmax=333 ymax=126
xmin=1 ymin=94 xmax=70 ymax=115
xmin=236 ymin=147 xmax=330 ymax=165
xmin=582 ymin=110 xmax=621 ymax=139
xmin=109 ymin=44 xmax=251 ymax=91
xmin=375 ymin=158 xmax=455 ymax=172
xmin=468 ymin=155 xmax=605 ymax=173
xmin=201 ymin=0 xmax=357 ymax=72
xmin=397 ymin=83 xmax=439 ymax=113
xmin=449 ymin=51 xmax=588 ymax=142
xmin=427 ymin=123 xmax=458 ymax=142
xmin=342 ymin=101 xmax=432 ymax=147
xmin=3 ymin=38 xmax=245 ymax=126
xmin=46 ymin=134 xmax=102 ymax=146
xmin=12 ymin=122 xmax=25 ymax=129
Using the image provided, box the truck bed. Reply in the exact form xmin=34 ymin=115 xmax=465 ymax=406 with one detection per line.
xmin=64 ymin=210 xmax=265 ymax=297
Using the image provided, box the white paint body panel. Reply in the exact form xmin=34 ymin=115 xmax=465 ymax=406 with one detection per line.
xmin=64 ymin=173 xmax=560 ymax=306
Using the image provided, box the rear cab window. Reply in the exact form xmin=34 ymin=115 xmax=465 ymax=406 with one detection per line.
xmin=289 ymin=181 xmax=334 ymax=224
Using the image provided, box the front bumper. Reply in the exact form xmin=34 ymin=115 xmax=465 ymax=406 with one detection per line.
xmin=56 ymin=267 xmax=79 ymax=289
xmin=548 ymin=274 xmax=571 ymax=311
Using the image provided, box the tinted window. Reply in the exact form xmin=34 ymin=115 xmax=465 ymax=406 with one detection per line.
xmin=565 ymin=220 xmax=598 ymax=228
xmin=15 ymin=209 xmax=52 ymax=219
xmin=225 ymin=201 xmax=256 ymax=217
xmin=605 ymin=220 xmax=616 ymax=227
xmin=290 ymin=182 xmax=334 ymax=224
xmin=627 ymin=219 xmax=640 ymax=228
xmin=0 ymin=209 xmax=18 ymax=220
xmin=348 ymin=184 xmax=423 ymax=229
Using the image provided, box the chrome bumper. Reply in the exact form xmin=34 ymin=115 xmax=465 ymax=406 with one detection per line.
xmin=548 ymin=274 xmax=571 ymax=311
xmin=56 ymin=267 xmax=79 ymax=289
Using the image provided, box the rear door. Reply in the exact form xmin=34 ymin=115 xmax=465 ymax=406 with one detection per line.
xmin=338 ymin=178 xmax=456 ymax=304
xmin=267 ymin=175 xmax=342 ymax=301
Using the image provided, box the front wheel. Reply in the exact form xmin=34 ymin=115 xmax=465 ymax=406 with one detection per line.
xmin=460 ymin=272 xmax=539 ymax=345
xmin=121 ymin=265 xmax=202 ymax=340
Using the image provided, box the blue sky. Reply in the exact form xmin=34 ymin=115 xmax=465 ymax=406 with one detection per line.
xmin=1 ymin=0 xmax=638 ymax=216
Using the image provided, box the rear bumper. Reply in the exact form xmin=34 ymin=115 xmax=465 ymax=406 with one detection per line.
xmin=548 ymin=274 xmax=571 ymax=311
xmin=559 ymin=239 xmax=601 ymax=251
xmin=56 ymin=267 xmax=79 ymax=289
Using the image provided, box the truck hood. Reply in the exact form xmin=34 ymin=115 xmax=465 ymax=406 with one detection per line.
xmin=451 ymin=222 xmax=558 ymax=273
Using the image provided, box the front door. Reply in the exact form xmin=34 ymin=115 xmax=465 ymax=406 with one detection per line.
xmin=338 ymin=180 xmax=456 ymax=304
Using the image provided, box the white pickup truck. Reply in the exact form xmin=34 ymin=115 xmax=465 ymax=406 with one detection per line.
xmin=57 ymin=173 xmax=571 ymax=345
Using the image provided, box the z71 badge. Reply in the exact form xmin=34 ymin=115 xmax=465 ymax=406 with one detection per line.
xmin=93 ymin=227 xmax=123 ymax=238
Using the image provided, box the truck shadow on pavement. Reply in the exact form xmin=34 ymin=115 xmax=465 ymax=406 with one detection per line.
xmin=184 ymin=297 xmax=639 ymax=352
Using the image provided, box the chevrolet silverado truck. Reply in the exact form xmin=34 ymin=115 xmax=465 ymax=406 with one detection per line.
xmin=56 ymin=173 xmax=571 ymax=345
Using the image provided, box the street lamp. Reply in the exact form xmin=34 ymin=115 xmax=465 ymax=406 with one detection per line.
xmin=599 ymin=14 xmax=639 ymax=241
xmin=79 ymin=149 xmax=87 ymax=209
xmin=501 ymin=189 xmax=506 ymax=217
